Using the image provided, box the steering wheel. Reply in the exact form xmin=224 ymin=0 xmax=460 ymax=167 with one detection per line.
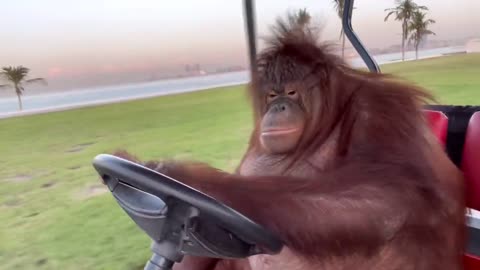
xmin=92 ymin=154 xmax=283 ymax=270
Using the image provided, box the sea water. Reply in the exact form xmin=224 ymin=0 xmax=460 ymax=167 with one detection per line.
xmin=0 ymin=46 xmax=466 ymax=117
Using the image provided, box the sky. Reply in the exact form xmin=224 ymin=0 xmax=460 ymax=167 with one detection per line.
xmin=1 ymin=0 xmax=479 ymax=91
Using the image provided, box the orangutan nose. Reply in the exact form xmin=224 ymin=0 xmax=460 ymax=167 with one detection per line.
xmin=271 ymin=103 xmax=287 ymax=113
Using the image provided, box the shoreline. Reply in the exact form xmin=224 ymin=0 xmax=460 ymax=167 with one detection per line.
xmin=0 ymin=50 xmax=468 ymax=120
xmin=0 ymin=81 xmax=246 ymax=120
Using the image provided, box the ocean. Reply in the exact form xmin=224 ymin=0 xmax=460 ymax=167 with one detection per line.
xmin=0 ymin=46 xmax=466 ymax=117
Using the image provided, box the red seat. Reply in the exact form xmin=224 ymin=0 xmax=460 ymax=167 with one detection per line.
xmin=423 ymin=110 xmax=480 ymax=269
xmin=461 ymin=111 xmax=480 ymax=269
xmin=462 ymin=112 xmax=480 ymax=211
xmin=424 ymin=110 xmax=448 ymax=147
xmin=465 ymin=253 xmax=480 ymax=269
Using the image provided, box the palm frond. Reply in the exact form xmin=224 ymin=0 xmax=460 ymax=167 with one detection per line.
xmin=417 ymin=5 xmax=429 ymax=10
xmin=295 ymin=8 xmax=311 ymax=26
xmin=422 ymin=29 xmax=436 ymax=36
xmin=0 ymin=65 xmax=30 ymax=84
xmin=26 ymin=77 xmax=47 ymax=86
xmin=384 ymin=10 xmax=398 ymax=21
xmin=332 ymin=0 xmax=344 ymax=18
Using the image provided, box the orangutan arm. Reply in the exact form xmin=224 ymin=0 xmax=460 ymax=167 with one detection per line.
xmin=113 ymin=151 xmax=439 ymax=260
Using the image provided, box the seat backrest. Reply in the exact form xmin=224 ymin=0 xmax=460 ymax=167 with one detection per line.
xmin=465 ymin=253 xmax=480 ymax=269
xmin=462 ymin=111 xmax=480 ymax=211
xmin=424 ymin=110 xmax=448 ymax=148
xmin=424 ymin=109 xmax=480 ymax=269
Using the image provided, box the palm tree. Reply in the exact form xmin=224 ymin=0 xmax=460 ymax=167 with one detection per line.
xmin=0 ymin=66 xmax=47 ymax=111
xmin=408 ymin=11 xmax=436 ymax=60
xmin=384 ymin=0 xmax=428 ymax=61
xmin=296 ymin=8 xmax=311 ymax=27
xmin=332 ymin=0 xmax=346 ymax=59
xmin=284 ymin=8 xmax=311 ymax=31
xmin=269 ymin=8 xmax=314 ymax=45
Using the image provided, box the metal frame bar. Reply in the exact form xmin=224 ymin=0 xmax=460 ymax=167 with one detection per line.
xmin=243 ymin=0 xmax=257 ymax=78
xmin=342 ymin=0 xmax=381 ymax=73
xmin=242 ymin=0 xmax=380 ymax=74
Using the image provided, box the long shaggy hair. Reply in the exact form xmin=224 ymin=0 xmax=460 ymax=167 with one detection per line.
xmin=247 ymin=13 xmax=435 ymax=170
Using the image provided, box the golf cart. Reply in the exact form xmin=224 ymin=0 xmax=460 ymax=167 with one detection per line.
xmin=91 ymin=0 xmax=480 ymax=269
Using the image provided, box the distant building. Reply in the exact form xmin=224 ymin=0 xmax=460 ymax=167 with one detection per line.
xmin=215 ymin=66 xmax=245 ymax=73
xmin=466 ymin=39 xmax=480 ymax=53
xmin=183 ymin=63 xmax=207 ymax=76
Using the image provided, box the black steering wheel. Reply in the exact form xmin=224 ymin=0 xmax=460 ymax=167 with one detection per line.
xmin=92 ymin=154 xmax=283 ymax=270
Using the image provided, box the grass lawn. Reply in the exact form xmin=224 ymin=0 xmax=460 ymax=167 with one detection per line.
xmin=1 ymin=53 xmax=479 ymax=270
xmin=381 ymin=53 xmax=480 ymax=104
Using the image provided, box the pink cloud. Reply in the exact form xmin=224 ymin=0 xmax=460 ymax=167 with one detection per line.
xmin=47 ymin=67 xmax=63 ymax=77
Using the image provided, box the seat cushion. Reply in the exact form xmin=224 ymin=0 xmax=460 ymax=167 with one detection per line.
xmin=461 ymin=112 xmax=480 ymax=270
xmin=465 ymin=253 xmax=480 ymax=270
xmin=424 ymin=109 xmax=448 ymax=147
xmin=461 ymin=111 xmax=480 ymax=211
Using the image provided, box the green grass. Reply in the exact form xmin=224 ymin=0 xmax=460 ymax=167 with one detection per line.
xmin=0 ymin=53 xmax=479 ymax=270
xmin=381 ymin=53 xmax=480 ymax=104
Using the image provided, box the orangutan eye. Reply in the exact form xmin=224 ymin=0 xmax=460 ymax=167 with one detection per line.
xmin=268 ymin=92 xmax=278 ymax=99
xmin=287 ymin=90 xmax=297 ymax=96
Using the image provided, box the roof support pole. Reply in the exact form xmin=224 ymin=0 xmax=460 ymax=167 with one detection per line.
xmin=342 ymin=0 xmax=381 ymax=73
xmin=243 ymin=0 xmax=257 ymax=79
